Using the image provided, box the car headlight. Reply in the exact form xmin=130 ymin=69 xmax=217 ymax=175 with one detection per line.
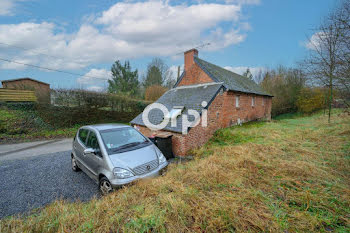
xmin=113 ymin=168 xmax=134 ymax=179
xmin=156 ymin=150 xmax=167 ymax=164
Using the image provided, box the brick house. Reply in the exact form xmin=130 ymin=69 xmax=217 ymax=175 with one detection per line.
xmin=1 ymin=77 xmax=51 ymax=103
xmin=131 ymin=49 xmax=272 ymax=156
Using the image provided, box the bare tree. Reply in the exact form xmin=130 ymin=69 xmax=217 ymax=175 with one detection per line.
xmin=143 ymin=58 xmax=174 ymax=88
xmin=302 ymin=14 xmax=343 ymax=123
xmin=333 ymin=0 xmax=350 ymax=107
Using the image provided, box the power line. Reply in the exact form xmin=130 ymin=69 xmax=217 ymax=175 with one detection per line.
xmin=0 ymin=41 xmax=85 ymax=66
xmin=0 ymin=41 xmax=210 ymax=81
xmin=0 ymin=57 xmax=110 ymax=80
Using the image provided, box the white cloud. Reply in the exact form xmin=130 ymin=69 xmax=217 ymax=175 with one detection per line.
xmin=224 ymin=66 xmax=265 ymax=77
xmin=77 ymin=68 xmax=112 ymax=85
xmin=304 ymin=31 xmax=326 ymax=50
xmin=0 ymin=0 xmax=17 ymax=16
xmin=0 ymin=0 xmax=253 ymax=71
xmin=225 ymin=0 xmax=260 ymax=5
xmin=168 ymin=64 xmax=184 ymax=80
xmin=0 ymin=0 xmax=29 ymax=16
xmin=76 ymin=68 xmax=112 ymax=91
xmin=87 ymin=85 xmax=105 ymax=92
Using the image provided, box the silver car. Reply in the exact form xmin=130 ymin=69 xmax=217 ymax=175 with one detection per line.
xmin=71 ymin=124 xmax=168 ymax=194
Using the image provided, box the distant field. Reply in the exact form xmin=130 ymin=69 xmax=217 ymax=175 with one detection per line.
xmin=0 ymin=110 xmax=349 ymax=232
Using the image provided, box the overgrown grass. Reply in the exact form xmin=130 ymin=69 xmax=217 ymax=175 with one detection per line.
xmin=0 ymin=110 xmax=349 ymax=232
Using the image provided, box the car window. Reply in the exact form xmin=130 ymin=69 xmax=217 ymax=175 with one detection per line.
xmin=100 ymin=127 xmax=147 ymax=153
xmin=86 ymin=131 xmax=100 ymax=150
xmin=78 ymin=129 xmax=89 ymax=145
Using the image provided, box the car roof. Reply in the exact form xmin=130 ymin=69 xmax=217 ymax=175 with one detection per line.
xmin=83 ymin=123 xmax=130 ymax=131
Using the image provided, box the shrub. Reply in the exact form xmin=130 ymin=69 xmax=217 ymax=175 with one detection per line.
xmin=296 ymin=88 xmax=326 ymax=113
xmin=36 ymin=89 xmax=152 ymax=128
xmin=51 ymin=89 xmax=150 ymax=112
xmin=144 ymin=85 xmax=168 ymax=101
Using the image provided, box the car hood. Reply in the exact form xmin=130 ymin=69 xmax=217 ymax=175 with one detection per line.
xmin=109 ymin=144 xmax=158 ymax=169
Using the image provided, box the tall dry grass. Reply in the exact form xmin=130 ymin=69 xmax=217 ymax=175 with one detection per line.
xmin=0 ymin=111 xmax=349 ymax=232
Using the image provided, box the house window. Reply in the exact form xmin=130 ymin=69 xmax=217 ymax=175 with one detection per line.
xmin=252 ymin=96 xmax=255 ymax=107
xmin=262 ymin=97 xmax=265 ymax=106
xmin=235 ymin=96 xmax=240 ymax=108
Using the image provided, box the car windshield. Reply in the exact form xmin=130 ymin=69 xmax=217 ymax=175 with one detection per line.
xmin=100 ymin=127 xmax=148 ymax=153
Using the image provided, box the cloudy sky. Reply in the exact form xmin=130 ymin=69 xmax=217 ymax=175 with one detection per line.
xmin=0 ymin=0 xmax=336 ymax=91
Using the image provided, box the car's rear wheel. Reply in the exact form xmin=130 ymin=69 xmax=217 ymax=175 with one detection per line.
xmin=99 ymin=177 xmax=113 ymax=195
xmin=71 ymin=155 xmax=81 ymax=172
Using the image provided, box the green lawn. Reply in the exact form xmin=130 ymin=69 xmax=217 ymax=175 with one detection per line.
xmin=0 ymin=110 xmax=349 ymax=232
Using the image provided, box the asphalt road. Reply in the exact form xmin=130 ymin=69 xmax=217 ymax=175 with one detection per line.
xmin=0 ymin=151 xmax=100 ymax=219
xmin=0 ymin=138 xmax=73 ymax=161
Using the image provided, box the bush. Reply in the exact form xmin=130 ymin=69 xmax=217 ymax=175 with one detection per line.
xmin=144 ymin=85 xmax=168 ymax=101
xmin=51 ymin=89 xmax=150 ymax=112
xmin=296 ymin=88 xmax=326 ymax=113
xmin=36 ymin=89 xmax=152 ymax=128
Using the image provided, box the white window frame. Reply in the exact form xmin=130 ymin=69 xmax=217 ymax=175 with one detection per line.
xmin=235 ymin=96 xmax=240 ymax=108
xmin=252 ymin=96 xmax=255 ymax=107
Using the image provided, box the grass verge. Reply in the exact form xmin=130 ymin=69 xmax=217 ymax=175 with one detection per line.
xmin=0 ymin=110 xmax=349 ymax=232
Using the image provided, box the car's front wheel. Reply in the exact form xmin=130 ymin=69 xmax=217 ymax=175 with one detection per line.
xmin=71 ymin=155 xmax=81 ymax=172
xmin=99 ymin=177 xmax=113 ymax=195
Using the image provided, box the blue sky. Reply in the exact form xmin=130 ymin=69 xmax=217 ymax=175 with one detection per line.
xmin=0 ymin=0 xmax=336 ymax=91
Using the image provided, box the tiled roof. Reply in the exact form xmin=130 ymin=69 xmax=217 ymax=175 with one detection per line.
xmin=130 ymin=82 xmax=224 ymax=133
xmin=194 ymin=57 xmax=272 ymax=96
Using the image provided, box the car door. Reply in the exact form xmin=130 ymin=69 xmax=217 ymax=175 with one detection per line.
xmin=84 ymin=130 xmax=103 ymax=181
xmin=74 ymin=128 xmax=89 ymax=168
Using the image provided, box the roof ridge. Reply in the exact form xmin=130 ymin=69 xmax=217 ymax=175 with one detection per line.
xmin=195 ymin=57 xmax=248 ymax=80
xmin=1 ymin=77 xmax=50 ymax=86
xmin=194 ymin=57 xmax=272 ymax=96
xmin=174 ymin=82 xmax=223 ymax=90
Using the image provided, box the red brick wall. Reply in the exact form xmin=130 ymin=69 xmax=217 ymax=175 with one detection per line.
xmin=177 ymin=63 xmax=214 ymax=86
xmin=221 ymin=91 xmax=272 ymax=127
xmin=135 ymin=125 xmax=185 ymax=156
xmin=184 ymin=49 xmax=198 ymax=71
xmin=178 ymin=54 xmax=214 ymax=86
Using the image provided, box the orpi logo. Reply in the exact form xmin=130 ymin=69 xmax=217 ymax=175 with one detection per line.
xmin=142 ymin=101 xmax=208 ymax=134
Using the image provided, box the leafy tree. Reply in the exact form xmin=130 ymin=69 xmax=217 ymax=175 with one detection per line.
xmin=108 ymin=61 xmax=139 ymax=96
xmin=144 ymin=65 xmax=163 ymax=87
xmin=296 ymin=88 xmax=326 ymax=113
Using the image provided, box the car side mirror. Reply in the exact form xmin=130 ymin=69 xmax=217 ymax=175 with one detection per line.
xmin=84 ymin=148 xmax=95 ymax=155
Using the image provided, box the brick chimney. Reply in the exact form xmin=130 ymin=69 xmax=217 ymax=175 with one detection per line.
xmin=184 ymin=49 xmax=198 ymax=71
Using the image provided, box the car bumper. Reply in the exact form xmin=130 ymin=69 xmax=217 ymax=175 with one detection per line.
xmin=110 ymin=161 xmax=168 ymax=188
